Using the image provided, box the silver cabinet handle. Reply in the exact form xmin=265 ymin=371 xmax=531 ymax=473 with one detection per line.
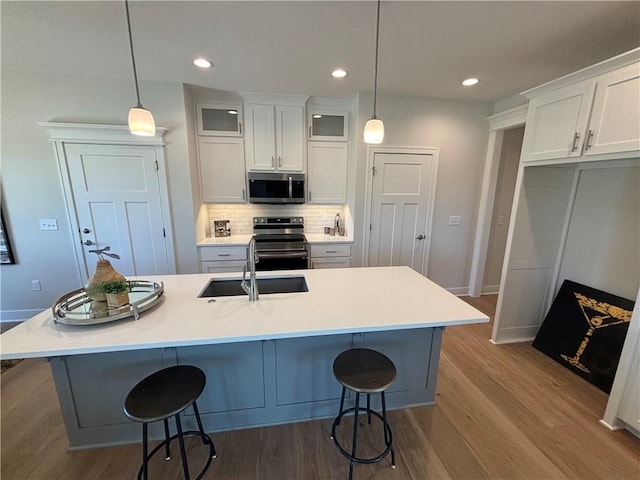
xmin=242 ymin=189 xmax=246 ymax=200
xmin=309 ymin=191 xmax=312 ymax=201
xmin=585 ymin=130 xmax=594 ymax=151
xmin=571 ymin=132 xmax=581 ymax=152
xmin=309 ymin=126 xmax=312 ymax=137
xmin=416 ymin=235 xmax=425 ymax=240
xmin=326 ymin=250 xmax=337 ymax=254
xmin=83 ymin=240 xmax=94 ymax=246
xmin=217 ymin=253 xmax=231 ymax=257
xmin=271 ymin=156 xmax=275 ymax=168
xmin=239 ymin=122 xmax=242 ymax=136
xmin=279 ymin=156 xmax=282 ymax=168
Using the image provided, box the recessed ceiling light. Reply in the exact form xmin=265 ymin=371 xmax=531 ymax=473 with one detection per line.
xmin=331 ymin=68 xmax=348 ymax=79
xmin=193 ymin=58 xmax=213 ymax=69
xmin=462 ymin=78 xmax=479 ymax=86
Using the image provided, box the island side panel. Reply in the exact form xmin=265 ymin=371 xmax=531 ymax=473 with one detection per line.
xmin=50 ymin=327 xmax=443 ymax=449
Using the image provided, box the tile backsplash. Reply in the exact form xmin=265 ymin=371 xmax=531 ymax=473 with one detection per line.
xmin=206 ymin=204 xmax=347 ymax=236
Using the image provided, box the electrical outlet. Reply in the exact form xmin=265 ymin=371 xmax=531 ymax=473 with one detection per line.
xmin=448 ymin=215 xmax=462 ymax=226
xmin=31 ymin=280 xmax=42 ymax=291
xmin=39 ymin=219 xmax=58 ymax=230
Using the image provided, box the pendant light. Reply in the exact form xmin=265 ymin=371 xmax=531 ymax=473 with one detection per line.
xmin=125 ymin=0 xmax=155 ymax=136
xmin=364 ymin=0 xmax=384 ymax=144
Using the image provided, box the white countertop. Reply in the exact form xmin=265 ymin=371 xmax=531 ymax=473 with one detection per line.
xmin=0 ymin=267 xmax=488 ymax=360
xmin=197 ymin=233 xmax=353 ymax=246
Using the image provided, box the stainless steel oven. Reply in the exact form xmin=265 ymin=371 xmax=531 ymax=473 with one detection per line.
xmin=252 ymin=216 xmax=309 ymax=271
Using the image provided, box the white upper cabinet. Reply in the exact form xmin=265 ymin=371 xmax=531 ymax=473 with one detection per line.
xmin=243 ymin=95 xmax=307 ymax=172
xmin=197 ymin=103 xmax=243 ymax=137
xmin=522 ymin=82 xmax=596 ymax=162
xmin=308 ymin=109 xmax=349 ymax=141
xmin=307 ymin=142 xmax=348 ymax=204
xmin=521 ymin=51 xmax=640 ymax=164
xmin=583 ymin=64 xmax=640 ymax=156
xmin=198 ymin=137 xmax=246 ymax=203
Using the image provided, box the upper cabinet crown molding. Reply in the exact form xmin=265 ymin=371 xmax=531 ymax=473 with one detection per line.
xmin=521 ymin=47 xmax=640 ymax=99
xmin=37 ymin=122 xmax=168 ymax=145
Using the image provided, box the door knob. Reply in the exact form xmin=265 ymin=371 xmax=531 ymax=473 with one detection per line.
xmin=82 ymin=228 xmax=91 ymax=234
xmin=415 ymin=234 xmax=425 ymax=240
xmin=83 ymin=240 xmax=94 ymax=246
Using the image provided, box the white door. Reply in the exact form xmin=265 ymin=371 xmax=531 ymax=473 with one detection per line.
xmin=64 ymin=143 xmax=171 ymax=281
xmin=367 ymin=151 xmax=436 ymax=274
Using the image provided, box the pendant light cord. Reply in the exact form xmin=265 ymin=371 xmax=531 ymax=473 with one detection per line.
xmin=372 ymin=0 xmax=381 ymax=119
xmin=125 ymin=0 xmax=142 ymax=108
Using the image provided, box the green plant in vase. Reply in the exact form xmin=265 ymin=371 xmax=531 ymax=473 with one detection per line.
xmin=100 ymin=279 xmax=131 ymax=309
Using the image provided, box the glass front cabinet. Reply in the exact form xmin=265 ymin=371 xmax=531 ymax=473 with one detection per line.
xmin=307 ymin=109 xmax=349 ymax=141
xmin=197 ymin=103 xmax=243 ymax=137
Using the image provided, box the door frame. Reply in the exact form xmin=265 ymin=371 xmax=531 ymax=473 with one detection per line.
xmin=38 ymin=122 xmax=177 ymax=282
xmin=468 ymin=105 xmax=528 ymax=297
xmin=362 ymin=145 xmax=439 ymax=276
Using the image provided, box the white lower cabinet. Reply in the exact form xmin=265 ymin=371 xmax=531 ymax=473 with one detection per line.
xmin=310 ymin=244 xmax=352 ymax=269
xmin=198 ymin=245 xmax=247 ymax=273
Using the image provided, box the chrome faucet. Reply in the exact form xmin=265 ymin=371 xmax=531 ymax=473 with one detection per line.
xmin=241 ymin=236 xmax=259 ymax=301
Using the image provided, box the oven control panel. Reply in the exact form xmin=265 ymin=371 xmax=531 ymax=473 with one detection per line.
xmin=253 ymin=217 xmax=304 ymax=226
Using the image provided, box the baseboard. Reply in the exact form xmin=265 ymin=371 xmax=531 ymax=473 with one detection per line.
xmin=481 ymin=285 xmax=500 ymax=295
xmin=448 ymin=287 xmax=469 ymax=296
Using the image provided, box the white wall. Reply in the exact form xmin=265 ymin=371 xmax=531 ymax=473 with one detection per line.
xmin=354 ymin=93 xmax=493 ymax=291
xmin=558 ymin=165 xmax=640 ymax=300
xmin=0 ymin=69 xmax=198 ymax=319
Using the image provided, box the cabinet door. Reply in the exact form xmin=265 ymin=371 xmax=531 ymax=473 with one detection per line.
xmin=274 ymin=334 xmax=353 ymax=405
xmin=310 ymin=257 xmax=351 ymax=269
xmin=198 ymin=137 xmax=246 ymax=203
xmin=276 ymin=105 xmax=305 ymax=171
xmin=245 ymin=104 xmax=276 ymax=170
xmin=522 ymin=81 xmax=596 ymax=162
xmin=308 ymin=110 xmax=349 ymax=141
xmin=307 ymin=142 xmax=348 ymax=204
xmin=196 ymin=103 xmax=243 ymax=137
xmin=584 ymin=64 xmax=640 ymax=156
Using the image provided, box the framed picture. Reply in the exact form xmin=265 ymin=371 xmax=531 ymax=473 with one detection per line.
xmin=0 ymin=209 xmax=15 ymax=264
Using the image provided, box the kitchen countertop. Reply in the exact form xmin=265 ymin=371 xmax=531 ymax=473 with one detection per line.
xmin=0 ymin=266 xmax=488 ymax=360
xmin=197 ymin=233 xmax=353 ymax=247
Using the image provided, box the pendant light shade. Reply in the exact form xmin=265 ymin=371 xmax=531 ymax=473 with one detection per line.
xmin=365 ymin=0 xmax=384 ymax=144
xmin=128 ymin=107 xmax=156 ymax=136
xmin=364 ymin=118 xmax=384 ymax=144
xmin=125 ymin=0 xmax=155 ymax=137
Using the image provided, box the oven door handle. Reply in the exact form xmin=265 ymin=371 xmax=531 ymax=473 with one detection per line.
xmin=257 ymin=251 xmax=308 ymax=259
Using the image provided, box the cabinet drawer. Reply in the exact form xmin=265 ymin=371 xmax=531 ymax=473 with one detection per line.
xmin=199 ymin=246 xmax=247 ymax=262
xmin=310 ymin=244 xmax=351 ymax=257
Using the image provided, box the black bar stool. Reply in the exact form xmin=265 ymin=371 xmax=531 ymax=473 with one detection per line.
xmin=124 ymin=365 xmax=216 ymax=480
xmin=330 ymin=348 xmax=396 ymax=480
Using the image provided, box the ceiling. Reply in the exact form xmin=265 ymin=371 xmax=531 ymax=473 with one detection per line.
xmin=2 ymin=1 xmax=639 ymax=103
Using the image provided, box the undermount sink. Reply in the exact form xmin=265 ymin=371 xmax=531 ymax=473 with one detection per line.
xmin=199 ymin=276 xmax=309 ymax=297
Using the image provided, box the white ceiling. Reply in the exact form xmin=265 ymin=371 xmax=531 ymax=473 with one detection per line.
xmin=2 ymin=1 xmax=639 ymax=102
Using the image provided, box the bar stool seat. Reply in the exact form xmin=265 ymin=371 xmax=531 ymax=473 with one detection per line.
xmin=330 ymin=348 xmax=397 ymax=480
xmin=124 ymin=365 xmax=216 ymax=480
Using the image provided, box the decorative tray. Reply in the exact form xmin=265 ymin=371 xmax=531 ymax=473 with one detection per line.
xmin=52 ymin=280 xmax=164 ymax=326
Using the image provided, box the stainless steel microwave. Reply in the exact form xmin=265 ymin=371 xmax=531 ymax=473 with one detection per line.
xmin=247 ymin=172 xmax=305 ymax=204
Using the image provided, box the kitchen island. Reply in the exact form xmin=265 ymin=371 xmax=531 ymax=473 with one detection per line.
xmin=0 ymin=267 xmax=488 ymax=449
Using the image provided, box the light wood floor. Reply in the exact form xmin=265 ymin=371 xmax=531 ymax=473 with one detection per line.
xmin=1 ymin=295 xmax=638 ymax=479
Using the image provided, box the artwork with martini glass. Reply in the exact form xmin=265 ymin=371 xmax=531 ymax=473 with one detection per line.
xmin=532 ymin=280 xmax=634 ymax=393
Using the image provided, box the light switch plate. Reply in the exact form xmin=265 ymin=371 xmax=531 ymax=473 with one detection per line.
xmin=39 ymin=219 xmax=58 ymax=230
xmin=448 ymin=215 xmax=462 ymax=226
